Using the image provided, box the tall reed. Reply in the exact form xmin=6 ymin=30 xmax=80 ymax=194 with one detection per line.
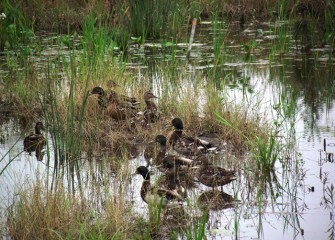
xmin=0 ymin=0 xmax=33 ymax=51
xmin=128 ymin=0 xmax=188 ymax=40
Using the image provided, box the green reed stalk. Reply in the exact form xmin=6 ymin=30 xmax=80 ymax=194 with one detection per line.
xmin=324 ymin=3 xmax=335 ymax=45
xmin=195 ymin=211 xmax=208 ymax=240
xmin=146 ymin=196 xmax=164 ymax=235
xmin=128 ymin=0 xmax=188 ymax=40
xmin=0 ymin=0 xmax=33 ymax=51
xmin=0 ymin=138 xmax=23 ymax=176
xmin=276 ymin=1 xmax=290 ymax=55
xmin=212 ymin=9 xmax=226 ymax=80
xmin=257 ymin=187 xmax=264 ymax=238
xmin=255 ymin=135 xmax=279 ymax=172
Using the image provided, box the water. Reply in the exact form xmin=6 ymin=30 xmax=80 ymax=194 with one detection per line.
xmin=1 ymin=20 xmax=335 ymax=239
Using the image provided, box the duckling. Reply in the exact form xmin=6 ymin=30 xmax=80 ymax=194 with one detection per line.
xmin=143 ymin=91 xmax=160 ymax=123
xmin=168 ymin=118 xmax=217 ymax=156
xmin=23 ymin=122 xmax=46 ymax=160
xmin=135 ymin=166 xmax=184 ymax=207
xmin=193 ymin=156 xmax=236 ymax=189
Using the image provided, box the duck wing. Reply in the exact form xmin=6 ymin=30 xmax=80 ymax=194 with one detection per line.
xmin=157 ymin=188 xmax=184 ymax=201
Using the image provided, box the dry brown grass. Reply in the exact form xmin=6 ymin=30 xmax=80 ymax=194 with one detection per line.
xmin=0 ymin=61 xmax=269 ymax=158
xmin=6 ymin=174 xmax=141 ymax=239
xmin=7 ymin=182 xmax=89 ymax=239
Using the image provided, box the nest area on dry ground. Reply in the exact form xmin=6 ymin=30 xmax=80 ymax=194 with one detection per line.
xmin=0 ymin=85 xmax=268 ymax=160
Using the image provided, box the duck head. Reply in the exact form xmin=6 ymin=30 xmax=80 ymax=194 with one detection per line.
xmin=35 ymin=122 xmax=45 ymax=134
xmin=143 ymin=91 xmax=158 ymax=101
xmin=155 ymin=135 xmax=167 ymax=146
xmin=136 ymin=166 xmax=150 ymax=180
xmin=90 ymin=86 xmax=105 ymax=96
xmin=172 ymin=118 xmax=183 ymax=130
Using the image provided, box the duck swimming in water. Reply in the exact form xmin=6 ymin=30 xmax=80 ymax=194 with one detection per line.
xmin=23 ymin=122 xmax=46 ymax=161
xmin=135 ymin=166 xmax=184 ymax=207
xmin=193 ymin=156 xmax=236 ymax=189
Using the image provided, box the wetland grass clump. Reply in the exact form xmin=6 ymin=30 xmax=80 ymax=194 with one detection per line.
xmin=184 ymin=210 xmax=208 ymax=240
xmin=0 ymin=0 xmax=33 ymax=51
xmin=7 ymin=181 xmax=90 ymax=239
xmin=255 ymin=134 xmax=280 ymax=173
xmin=128 ymin=0 xmax=189 ymax=40
xmin=6 ymin=176 xmax=140 ymax=239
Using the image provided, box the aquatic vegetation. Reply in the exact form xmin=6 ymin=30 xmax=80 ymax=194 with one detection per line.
xmin=1 ymin=1 xmax=335 ymax=239
xmin=6 ymin=175 xmax=140 ymax=239
xmin=0 ymin=0 xmax=33 ymax=51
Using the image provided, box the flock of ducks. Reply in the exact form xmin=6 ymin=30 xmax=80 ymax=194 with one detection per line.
xmin=23 ymin=81 xmax=236 ymax=210
xmin=89 ymin=83 xmax=160 ymax=124
xmin=136 ymin=117 xmax=236 ymax=209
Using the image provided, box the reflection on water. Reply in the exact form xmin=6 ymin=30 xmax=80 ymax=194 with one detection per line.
xmin=1 ymin=20 xmax=335 ymax=239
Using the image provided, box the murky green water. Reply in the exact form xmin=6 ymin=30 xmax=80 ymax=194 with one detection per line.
xmin=1 ymin=20 xmax=335 ymax=239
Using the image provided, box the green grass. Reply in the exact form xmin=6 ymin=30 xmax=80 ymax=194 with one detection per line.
xmin=0 ymin=0 xmax=33 ymax=51
xmin=185 ymin=210 xmax=208 ymax=240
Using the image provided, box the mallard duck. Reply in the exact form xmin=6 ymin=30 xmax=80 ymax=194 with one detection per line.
xmin=23 ymin=122 xmax=46 ymax=160
xmin=89 ymin=87 xmax=137 ymax=120
xmin=90 ymin=86 xmax=108 ymax=108
xmin=193 ymin=156 xmax=236 ymax=189
xmin=154 ymin=135 xmax=196 ymax=191
xmin=143 ymin=91 xmax=160 ymax=123
xmin=155 ymin=135 xmax=193 ymax=168
xmin=107 ymin=80 xmax=140 ymax=106
xmin=105 ymin=91 xmax=138 ymax=120
xmin=168 ymin=118 xmax=217 ymax=156
xmin=198 ymin=190 xmax=234 ymax=211
xmin=135 ymin=166 xmax=184 ymax=207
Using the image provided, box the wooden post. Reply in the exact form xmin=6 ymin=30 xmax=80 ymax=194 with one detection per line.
xmin=187 ymin=18 xmax=197 ymax=59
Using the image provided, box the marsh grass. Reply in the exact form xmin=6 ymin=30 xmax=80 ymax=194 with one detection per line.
xmin=7 ymin=180 xmax=90 ymax=239
xmin=211 ymin=9 xmax=227 ymax=81
xmin=0 ymin=4 xmax=310 ymax=239
xmin=255 ymin=135 xmax=280 ymax=172
xmin=0 ymin=0 xmax=33 ymax=51
xmin=128 ymin=0 xmax=188 ymax=40
xmin=185 ymin=210 xmax=208 ymax=240
xmin=146 ymin=196 xmax=164 ymax=236
xmin=6 ymin=172 xmax=140 ymax=239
